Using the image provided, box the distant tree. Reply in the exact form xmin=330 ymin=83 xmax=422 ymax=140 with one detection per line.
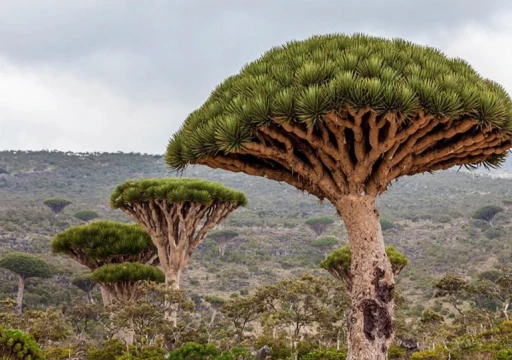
xmin=72 ymin=273 xmax=97 ymax=304
xmin=321 ymin=245 xmax=408 ymax=291
xmin=52 ymin=221 xmax=157 ymax=305
xmin=472 ymin=205 xmax=504 ymax=225
xmin=91 ymin=263 xmax=165 ymax=302
xmin=380 ymin=218 xmax=395 ymax=231
xmin=74 ymin=210 xmax=100 ymax=222
xmin=110 ymin=178 xmax=246 ymax=325
xmin=43 ymin=198 xmax=71 ymax=215
xmin=305 ymin=217 xmax=335 ymax=235
xmin=203 ymin=295 xmax=226 ymax=326
xmin=0 ymin=327 xmax=44 ymax=360
xmin=434 ymin=275 xmax=467 ymax=317
xmin=207 ymin=229 xmax=239 ymax=257
xmin=0 ymin=252 xmax=54 ymax=314
xmin=311 ymin=236 xmax=339 ymax=256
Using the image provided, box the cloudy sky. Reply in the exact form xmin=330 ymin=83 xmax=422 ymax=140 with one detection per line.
xmin=1 ymin=0 xmax=511 ymax=154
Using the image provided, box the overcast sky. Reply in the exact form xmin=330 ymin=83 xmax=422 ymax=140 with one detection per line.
xmin=1 ymin=0 xmax=511 ymax=154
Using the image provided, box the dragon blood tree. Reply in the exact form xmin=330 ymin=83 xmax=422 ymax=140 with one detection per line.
xmin=207 ymin=229 xmax=240 ymax=257
xmin=43 ymin=198 xmax=71 ymax=215
xmin=110 ymin=178 xmax=246 ymax=325
xmin=0 ymin=252 xmax=54 ymax=315
xmin=110 ymin=179 xmax=246 ymax=286
xmin=165 ymin=34 xmax=512 ymax=359
xmin=52 ymin=220 xmax=157 ymax=305
xmin=91 ymin=262 xmax=165 ymax=302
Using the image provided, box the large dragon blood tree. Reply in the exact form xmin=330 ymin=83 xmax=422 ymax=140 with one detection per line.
xmin=52 ymin=220 xmax=157 ymax=305
xmin=165 ymin=34 xmax=512 ymax=359
xmin=110 ymin=178 xmax=246 ymax=324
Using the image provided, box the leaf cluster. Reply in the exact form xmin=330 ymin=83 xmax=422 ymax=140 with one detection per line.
xmin=73 ymin=210 xmax=99 ymax=222
xmin=304 ymin=217 xmax=335 ymax=226
xmin=110 ymin=178 xmax=247 ymax=208
xmin=0 ymin=252 xmax=54 ymax=279
xmin=0 ymin=327 xmax=44 ymax=360
xmin=207 ymin=229 xmax=240 ymax=243
xmin=91 ymin=263 xmax=165 ymax=284
xmin=51 ymin=221 xmax=156 ymax=265
xmin=167 ymin=33 xmax=512 ymax=169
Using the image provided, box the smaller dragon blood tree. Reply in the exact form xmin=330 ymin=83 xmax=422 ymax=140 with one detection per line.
xmin=52 ymin=220 xmax=157 ymax=306
xmin=43 ymin=198 xmax=72 ymax=215
xmin=110 ymin=178 xmax=246 ymax=325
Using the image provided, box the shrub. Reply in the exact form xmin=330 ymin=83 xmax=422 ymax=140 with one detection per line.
xmin=86 ymin=339 xmax=125 ymax=360
xmin=167 ymin=342 xmax=219 ymax=360
xmin=301 ymin=349 xmax=347 ymax=360
xmin=0 ymin=327 xmax=45 ymax=360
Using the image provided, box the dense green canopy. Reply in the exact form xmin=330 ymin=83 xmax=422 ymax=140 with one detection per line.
xmin=71 ymin=273 xmax=96 ymax=293
xmin=207 ymin=229 xmax=240 ymax=242
xmin=43 ymin=198 xmax=71 ymax=214
xmin=0 ymin=327 xmax=44 ymax=360
xmin=74 ymin=210 xmax=100 ymax=222
xmin=51 ymin=221 xmax=156 ymax=269
xmin=91 ymin=263 xmax=165 ymax=284
xmin=166 ymin=33 xmax=512 ymax=199
xmin=0 ymin=252 xmax=54 ymax=279
xmin=110 ymin=178 xmax=247 ymax=208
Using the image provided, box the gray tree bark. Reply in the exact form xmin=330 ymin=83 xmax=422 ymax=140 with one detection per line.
xmin=337 ymin=195 xmax=395 ymax=360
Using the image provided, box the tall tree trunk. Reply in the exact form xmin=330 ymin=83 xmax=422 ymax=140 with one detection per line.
xmin=219 ymin=243 xmax=228 ymax=257
xmin=165 ymin=268 xmax=181 ymax=327
xmin=100 ymin=286 xmax=111 ymax=306
xmin=86 ymin=290 xmax=95 ymax=304
xmin=336 ymin=195 xmax=395 ymax=360
xmin=16 ymin=275 xmax=25 ymax=315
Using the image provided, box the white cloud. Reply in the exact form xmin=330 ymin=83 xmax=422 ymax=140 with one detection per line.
xmin=440 ymin=12 xmax=512 ymax=93
xmin=0 ymin=58 xmax=187 ymax=153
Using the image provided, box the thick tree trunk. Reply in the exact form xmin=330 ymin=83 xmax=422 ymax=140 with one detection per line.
xmin=165 ymin=268 xmax=181 ymax=327
xmin=16 ymin=276 xmax=25 ymax=315
xmin=336 ymin=195 xmax=395 ymax=360
xmin=100 ymin=285 xmax=111 ymax=306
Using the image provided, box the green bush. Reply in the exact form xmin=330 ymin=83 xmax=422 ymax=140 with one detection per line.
xmin=167 ymin=342 xmax=219 ymax=360
xmin=301 ymin=349 xmax=347 ymax=360
xmin=0 ymin=327 xmax=45 ymax=360
xmin=410 ymin=346 xmax=449 ymax=360
xmin=86 ymin=339 xmax=125 ymax=360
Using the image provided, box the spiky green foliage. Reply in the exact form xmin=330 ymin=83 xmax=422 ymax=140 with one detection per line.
xmin=0 ymin=327 xmax=45 ymax=360
xmin=0 ymin=252 xmax=54 ymax=279
xmin=207 ymin=229 xmax=239 ymax=243
xmin=321 ymin=245 xmax=408 ymax=277
xmin=74 ymin=210 xmax=99 ymax=222
xmin=167 ymin=33 xmax=512 ymax=170
xmin=91 ymin=263 xmax=165 ymax=284
xmin=51 ymin=221 xmax=156 ymax=269
xmin=43 ymin=198 xmax=71 ymax=214
xmin=110 ymin=178 xmax=247 ymax=209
